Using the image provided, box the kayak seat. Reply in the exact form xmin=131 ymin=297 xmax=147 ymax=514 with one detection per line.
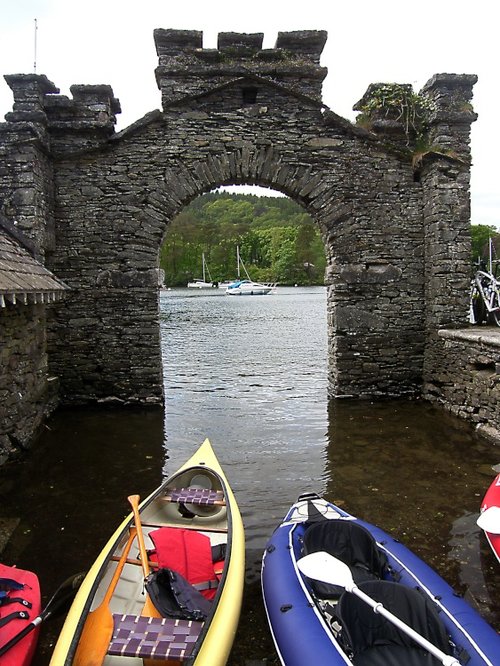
xmin=108 ymin=613 xmax=203 ymax=661
xmin=353 ymin=644 xmax=444 ymax=666
xmin=336 ymin=580 xmax=452 ymax=666
xmin=303 ymin=519 xmax=388 ymax=599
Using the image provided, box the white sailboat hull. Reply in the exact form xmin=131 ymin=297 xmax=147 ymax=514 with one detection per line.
xmin=187 ymin=280 xmax=215 ymax=289
xmin=225 ymin=280 xmax=274 ymax=296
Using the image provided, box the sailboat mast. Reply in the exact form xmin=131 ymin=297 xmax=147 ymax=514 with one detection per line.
xmin=237 ymin=246 xmax=240 ymax=278
xmin=202 ymin=252 xmax=206 ymax=282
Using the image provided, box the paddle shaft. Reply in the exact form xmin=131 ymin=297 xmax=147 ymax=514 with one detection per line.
xmin=298 ymin=553 xmax=459 ymax=666
xmin=105 ymin=527 xmax=137 ymax=607
xmin=128 ymin=495 xmax=151 ymax=577
xmin=352 ymin=585 xmax=460 ymax=666
xmin=127 ymin=495 xmax=160 ymax=618
xmin=127 ymin=495 xmax=165 ymax=666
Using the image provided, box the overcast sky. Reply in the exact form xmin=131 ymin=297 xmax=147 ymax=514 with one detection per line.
xmin=1 ymin=0 xmax=497 ymax=227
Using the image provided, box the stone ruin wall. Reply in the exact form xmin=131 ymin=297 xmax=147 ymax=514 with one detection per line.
xmin=0 ymin=304 xmax=58 ymax=464
xmin=0 ymin=28 xmax=490 ymax=462
xmin=424 ymin=329 xmax=500 ymax=445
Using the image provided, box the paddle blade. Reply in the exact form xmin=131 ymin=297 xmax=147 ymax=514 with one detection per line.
xmin=297 ymin=552 xmax=355 ymax=590
xmin=477 ymin=506 xmax=500 ymax=534
xmin=73 ymin=607 xmax=114 ymax=666
xmin=74 ymin=529 xmax=137 ymax=666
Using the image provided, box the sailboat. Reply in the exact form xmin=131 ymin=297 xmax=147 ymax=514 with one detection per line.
xmin=187 ymin=253 xmax=216 ymax=288
xmin=224 ymin=247 xmax=275 ymax=296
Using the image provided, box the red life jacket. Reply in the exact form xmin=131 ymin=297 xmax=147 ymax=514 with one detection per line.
xmin=148 ymin=528 xmax=220 ymax=600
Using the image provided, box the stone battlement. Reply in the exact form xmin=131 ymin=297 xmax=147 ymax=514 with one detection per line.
xmin=154 ymin=29 xmax=327 ymax=60
xmin=154 ymin=29 xmax=328 ymax=105
xmin=3 ymin=74 xmax=121 ymax=149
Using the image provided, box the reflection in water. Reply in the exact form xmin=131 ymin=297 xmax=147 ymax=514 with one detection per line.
xmin=449 ymin=513 xmax=495 ymax=609
xmin=326 ymin=399 xmax=500 ymax=626
xmin=160 ymin=288 xmax=330 ymax=570
xmin=0 ymin=287 xmax=499 ymax=665
xmin=0 ymin=408 xmax=165 ymax=665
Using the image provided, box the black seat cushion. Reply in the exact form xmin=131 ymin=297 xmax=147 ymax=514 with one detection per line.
xmin=355 ymin=644 xmax=443 ymax=666
xmin=303 ymin=519 xmax=388 ymax=598
xmin=336 ymin=580 xmax=452 ymax=665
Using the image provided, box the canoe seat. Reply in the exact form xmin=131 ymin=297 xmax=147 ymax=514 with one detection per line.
xmin=163 ymin=487 xmax=226 ymax=506
xmin=303 ymin=519 xmax=388 ymax=599
xmin=336 ymin=581 xmax=452 ymax=666
xmin=108 ymin=613 xmax=203 ymax=661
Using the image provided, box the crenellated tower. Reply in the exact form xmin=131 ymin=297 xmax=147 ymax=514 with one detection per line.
xmin=153 ymin=29 xmax=328 ymax=107
xmin=0 ymin=75 xmax=121 ymax=255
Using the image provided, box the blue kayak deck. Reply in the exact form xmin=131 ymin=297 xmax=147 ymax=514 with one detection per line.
xmin=262 ymin=494 xmax=500 ymax=666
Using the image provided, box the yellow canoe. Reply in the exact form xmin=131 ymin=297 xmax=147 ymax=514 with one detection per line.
xmin=50 ymin=438 xmax=245 ymax=666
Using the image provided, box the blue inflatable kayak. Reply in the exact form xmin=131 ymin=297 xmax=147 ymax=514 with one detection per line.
xmin=262 ymin=493 xmax=500 ymax=666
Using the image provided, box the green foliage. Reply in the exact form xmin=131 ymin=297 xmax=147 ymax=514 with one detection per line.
xmin=355 ymin=83 xmax=434 ymax=145
xmin=160 ymin=192 xmax=326 ymax=286
xmin=470 ymin=224 xmax=500 ymax=266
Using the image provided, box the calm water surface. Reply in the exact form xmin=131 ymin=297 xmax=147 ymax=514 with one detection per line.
xmin=0 ymin=286 xmax=499 ymax=665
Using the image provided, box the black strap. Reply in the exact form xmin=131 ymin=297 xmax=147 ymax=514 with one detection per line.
xmin=0 ymin=597 xmax=32 ymax=609
xmin=0 ymin=610 xmax=29 ymax=628
xmin=192 ymin=579 xmax=219 ymax=592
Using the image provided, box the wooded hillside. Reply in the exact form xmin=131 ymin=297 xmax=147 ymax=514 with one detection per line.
xmin=160 ymin=192 xmax=326 ymax=286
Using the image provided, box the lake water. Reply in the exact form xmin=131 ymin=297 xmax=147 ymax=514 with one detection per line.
xmin=1 ymin=286 xmax=499 ymax=665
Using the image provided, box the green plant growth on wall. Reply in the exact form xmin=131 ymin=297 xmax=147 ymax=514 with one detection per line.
xmin=355 ymin=83 xmax=434 ymax=146
xmin=159 ymin=192 xmax=327 ymax=286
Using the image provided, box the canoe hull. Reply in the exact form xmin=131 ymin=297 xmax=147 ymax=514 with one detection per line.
xmin=262 ymin=493 xmax=500 ymax=666
xmin=51 ymin=439 xmax=244 ymax=666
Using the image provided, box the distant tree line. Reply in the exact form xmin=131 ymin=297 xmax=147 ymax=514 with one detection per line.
xmin=161 ymin=210 xmax=498 ymax=285
xmin=160 ymin=192 xmax=327 ymax=286
xmin=471 ymin=224 xmax=500 ymax=268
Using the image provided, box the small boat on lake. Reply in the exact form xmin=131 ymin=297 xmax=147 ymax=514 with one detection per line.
xmin=51 ymin=439 xmax=245 ymax=666
xmin=224 ymin=246 xmax=275 ymax=296
xmin=225 ymin=279 xmax=274 ymax=296
xmin=187 ymin=254 xmax=217 ymax=289
xmin=0 ymin=563 xmax=41 ymax=666
xmin=477 ymin=471 xmax=500 ymax=563
xmin=262 ymin=492 xmax=500 ymax=666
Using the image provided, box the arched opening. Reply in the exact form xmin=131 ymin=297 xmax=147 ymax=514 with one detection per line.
xmin=159 ymin=185 xmax=327 ymax=289
xmin=157 ymin=184 xmax=330 ymax=519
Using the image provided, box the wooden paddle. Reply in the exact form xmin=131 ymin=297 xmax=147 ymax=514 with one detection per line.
xmin=127 ymin=494 xmax=161 ymax=618
xmin=73 ymin=527 xmax=137 ymax=666
xmin=127 ymin=496 xmax=177 ymax=666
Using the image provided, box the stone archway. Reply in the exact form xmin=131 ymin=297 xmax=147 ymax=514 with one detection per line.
xmin=1 ymin=29 xmax=477 ymax=412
